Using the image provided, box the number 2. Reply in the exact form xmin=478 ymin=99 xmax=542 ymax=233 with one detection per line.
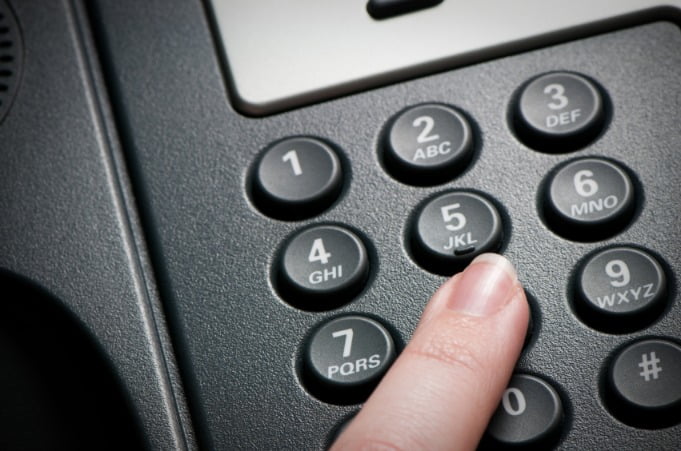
xmin=544 ymin=83 xmax=568 ymax=110
xmin=413 ymin=116 xmax=440 ymax=143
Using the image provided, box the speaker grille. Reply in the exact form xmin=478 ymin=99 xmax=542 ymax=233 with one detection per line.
xmin=0 ymin=0 xmax=21 ymax=125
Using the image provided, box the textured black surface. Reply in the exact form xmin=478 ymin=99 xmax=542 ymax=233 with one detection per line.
xmin=0 ymin=1 xmax=193 ymax=449
xmin=87 ymin=1 xmax=681 ymax=448
xmin=0 ymin=0 xmax=22 ymax=125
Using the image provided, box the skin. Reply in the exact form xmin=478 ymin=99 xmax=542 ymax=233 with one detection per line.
xmin=331 ymin=253 xmax=530 ymax=451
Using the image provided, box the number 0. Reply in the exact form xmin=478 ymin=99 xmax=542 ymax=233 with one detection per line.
xmin=502 ymin=388 xmax=527 ymax=416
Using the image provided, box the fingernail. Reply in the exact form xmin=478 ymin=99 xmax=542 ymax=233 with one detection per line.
xmin=446 ymin=253 xmax=519 ymax=316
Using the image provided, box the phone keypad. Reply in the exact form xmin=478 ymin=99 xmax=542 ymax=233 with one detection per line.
xmin=247 ymin=66 xmax=680 ymax=445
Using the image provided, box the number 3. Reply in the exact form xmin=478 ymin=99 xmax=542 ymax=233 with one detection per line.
xmin=544 ymin=83 xmax=568 ymax=110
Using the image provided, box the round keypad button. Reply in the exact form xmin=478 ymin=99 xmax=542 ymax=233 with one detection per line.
xmin=251 ymin=137 xmax=343 ymax=219
xmin=483 ymin=374 xmax=564 ymax=448
xmin=513 ymin=71 xmax=606 ymax=151
xmin=303 ymin=315 xmax=396 ymax=404
xmin=382 ymin=104 xmax=474 ymax=185
xmin=574 ymin=247 xmax=667 ymax=333
xmin=605 ymin=339 xmax=681 ymax=428
xmin=542 ymin=157 xmax=636 ymax=240
xmin=276 ymin=225 xmax=369 ymax=310
xmin=410 ymin=191 xmax=504 ymax=275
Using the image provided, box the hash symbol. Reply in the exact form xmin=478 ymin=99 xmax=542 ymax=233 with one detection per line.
xmin=638 ymin=352 xmax=662 ymax=382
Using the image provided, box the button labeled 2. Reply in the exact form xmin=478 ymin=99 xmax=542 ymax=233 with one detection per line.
xmin=382 ymin=104 xmax=474 ymax=185
xmin=277 ymin=225 xmax=369 ymax=310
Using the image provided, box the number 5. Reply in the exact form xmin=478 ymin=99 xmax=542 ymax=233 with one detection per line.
xmin=441 ymin=203 xmax=466 ymax=231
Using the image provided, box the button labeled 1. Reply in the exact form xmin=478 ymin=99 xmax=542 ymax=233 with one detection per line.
xmin=542 ymin=157 xmax=636 ymax=240
xmin=303 ymin=315 xmax=396 ymax=404
xmin=277 ymin=225 xmax=369 ymax=310
xmin=251 ymin=137 xmax=343 ymax=219
xmin=410 ymin=191 xmax=504 ymax=274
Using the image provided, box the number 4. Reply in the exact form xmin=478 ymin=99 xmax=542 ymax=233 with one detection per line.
xmin=309 ymin=238 xmax=331 ymax=265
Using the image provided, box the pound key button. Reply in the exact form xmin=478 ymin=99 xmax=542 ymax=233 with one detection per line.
xmin=606 ymin=339 xmax=681 ymax=428
xmin=277 ymin=225 xmax=369 ymax=310
xmin=303 ymin=315 xmax=396 ymax=404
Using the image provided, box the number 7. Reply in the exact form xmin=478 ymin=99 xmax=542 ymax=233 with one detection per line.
xmin=331 ymin=328 xmax=354 ymax=358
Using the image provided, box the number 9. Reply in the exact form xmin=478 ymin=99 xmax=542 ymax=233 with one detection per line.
xmin=605 ymin=259 xmax=630 ymax=287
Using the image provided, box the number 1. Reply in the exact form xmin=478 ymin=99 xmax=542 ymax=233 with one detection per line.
xmin=282 ymin=150 xmax=302 ymax=176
